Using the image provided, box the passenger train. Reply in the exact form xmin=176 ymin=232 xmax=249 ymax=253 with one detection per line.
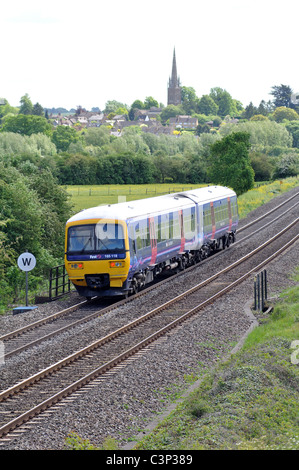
xmin=65 ymin=186 xmax=238 ymax=299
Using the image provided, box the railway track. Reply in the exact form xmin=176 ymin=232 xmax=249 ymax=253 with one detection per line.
xmin=0 ymin=215 xmax=298 ymax=441
xmin=1 ymin=191 xmax=298 ymax=361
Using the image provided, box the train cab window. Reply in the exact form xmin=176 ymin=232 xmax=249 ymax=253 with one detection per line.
xmin=68 ymin=225 xmax=94 ymax=253
xmin=68 ymin=223 xmax=125 ymax=254
xmin=95 ymin=223 xmax=125 ymax=251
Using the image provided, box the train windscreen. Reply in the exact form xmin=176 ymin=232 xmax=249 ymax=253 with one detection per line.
xmin=67 ymin=223 xmax=125 ymax=253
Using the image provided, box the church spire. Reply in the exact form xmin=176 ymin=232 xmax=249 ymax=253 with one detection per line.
xmin=168 ymin=47 xmax=181 ymax=106
xmin=170 ymin=48 xmax=179 ymax=88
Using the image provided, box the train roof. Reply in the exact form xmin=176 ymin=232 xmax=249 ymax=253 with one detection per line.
xmin=67 ymin=185 xmax=236 ymax=224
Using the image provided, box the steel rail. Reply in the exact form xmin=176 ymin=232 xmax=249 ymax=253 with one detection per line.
xmin=0 ymin=218 xmax=298 ymax=439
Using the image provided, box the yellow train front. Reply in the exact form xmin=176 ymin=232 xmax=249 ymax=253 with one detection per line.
xmin=65 ymin=209 xmax=131 ymax=299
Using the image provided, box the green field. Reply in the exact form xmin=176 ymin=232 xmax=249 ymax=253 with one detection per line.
xmin=64 ymin=184 xmax=205 ymax=212
xmin=64 ymin=177 xmax=299 ymax=218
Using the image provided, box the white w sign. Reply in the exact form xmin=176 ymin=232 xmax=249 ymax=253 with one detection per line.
xmin=17 ymin=252 xmax=36 ymax=272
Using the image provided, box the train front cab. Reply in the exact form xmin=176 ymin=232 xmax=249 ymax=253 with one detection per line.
xmin=65 ymin=218 xmax=131 ymax=298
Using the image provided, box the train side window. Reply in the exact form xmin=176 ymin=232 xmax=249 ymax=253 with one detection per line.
xmin=173 ymin=211 xmax=180 ymax=239
xmin=135 ymin=223 xmax=143 ymax=250
xmin=191 ymin=208 xmax=195 ymax=233
xmin=169 ymin=212 xmax=173 ymax=239
xmin=157 ymin=216 xmax=162 ymax=243
xmin=161 ymin=213 xmax=169 ymax=241
xmin=146 ymin=219 xmax=151 ymax=247
xmin=203 ymin=207 xmax=212 ymax=228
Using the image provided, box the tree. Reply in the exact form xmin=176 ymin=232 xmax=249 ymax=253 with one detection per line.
xmin=272 ymin=106 xmax=299 ymax=123
xmin=219 ymin=120 xmax=293 ymax=151
xmin=1 ymin=114 xmax=52 ymax=136
xmin=197 ymin=95 xmax=218 ymax=116
xmin=130 ymin=100 xmax=144 ymax=110
xmin=160 ymin=105 xmax=182 ymax=123
xmin=104 ymin=100 xmax=128 ymax=114
xmin=257 ymin=100 xmax=272 ymax=116
xmin=84 ymin=127 xmax=110 ymax=147
xmin=285 ymin=121 xmax=299 ymax=148
xmin=32 ymin=102 xmax=44 ymax=116
xmin=195 ymin=123 xmax=211 ymax=136
xmin=0 ymin=98 xmax=18 ymax=122
xmin=273 ymin=152 xmax=299 ymax=178
xmin=207 ymin=132 xmax=255 ymax=195
xmin=242 ymin=102 xmax=257 ymax=119
xmin=270 ymin=84 xmax=293 ymax=108
xmin=250 ymin=152 xmax=274 ymax=181
xmin=209 ymin=87 xmax=237 ymax=117
xmin=19 ymin=93 xmax=33 ymax=115
xmin=144 ymin=96 xmax=159 ymax=109
xmin=129 ymin=100 xmax=144 ymax=120
xmin=250 ymin=114 xmax=268 ymax=121
xmin=181 ymin=86 xmax=199 ymax=114
xmin=51 ymin=126 xmax=81 ymax=152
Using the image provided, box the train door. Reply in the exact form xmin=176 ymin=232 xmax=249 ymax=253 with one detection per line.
xmin=149 ymin=217 xmax=157 ymax=265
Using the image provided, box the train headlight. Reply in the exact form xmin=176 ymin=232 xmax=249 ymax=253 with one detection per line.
xmin=110 ymin=261 xmax=123 ymax=268
xmin=69 ymin=263 xmax=84 ymax=269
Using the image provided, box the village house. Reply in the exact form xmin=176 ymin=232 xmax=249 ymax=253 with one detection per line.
xmin=169 ymin=115 xmax=198 ymax=129
xmin=87 ymin=113 xmax=105 ymax=127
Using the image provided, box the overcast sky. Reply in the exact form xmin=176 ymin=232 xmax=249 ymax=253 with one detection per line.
xmin=1 ymin=0 xmax=298 ymax=111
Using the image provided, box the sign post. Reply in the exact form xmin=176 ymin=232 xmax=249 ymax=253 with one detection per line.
xmin=14 ymin=252 xmax=38 ymax=315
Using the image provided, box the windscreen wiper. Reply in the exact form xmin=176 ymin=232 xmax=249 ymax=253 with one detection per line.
xmin=81 ymin=237 xmax=92 ymax=253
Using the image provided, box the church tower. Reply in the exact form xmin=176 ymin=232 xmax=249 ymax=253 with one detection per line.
xmin=167 ymin=48 xmax=181 ymax=106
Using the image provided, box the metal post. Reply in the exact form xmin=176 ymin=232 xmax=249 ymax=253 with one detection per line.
xmin=261 ymin=271 xmax=264 ymax=311
xmin=49 ymin=268 xmax=52 ymax=300
xmin=55 ymin=266 xmax=59 ymax=297
xmin=26 ymin=271 xmax=29 ymax=307
xmin=257 ymin=273 xmax=260 ymax=311
xmin=254 ymin=277 xmax=257 ymax=310
xmin=264 ymin=270 xmax=267 ymax=300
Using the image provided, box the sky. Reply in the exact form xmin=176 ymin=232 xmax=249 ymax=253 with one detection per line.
xmin=0 ymin=0 xmax=298 ymax=111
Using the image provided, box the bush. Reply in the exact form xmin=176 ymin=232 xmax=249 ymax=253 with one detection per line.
xmin=250 ymin=153 xmax=274 ymax=181
xmin=273 ymin=152 xmax=299 ymax=179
